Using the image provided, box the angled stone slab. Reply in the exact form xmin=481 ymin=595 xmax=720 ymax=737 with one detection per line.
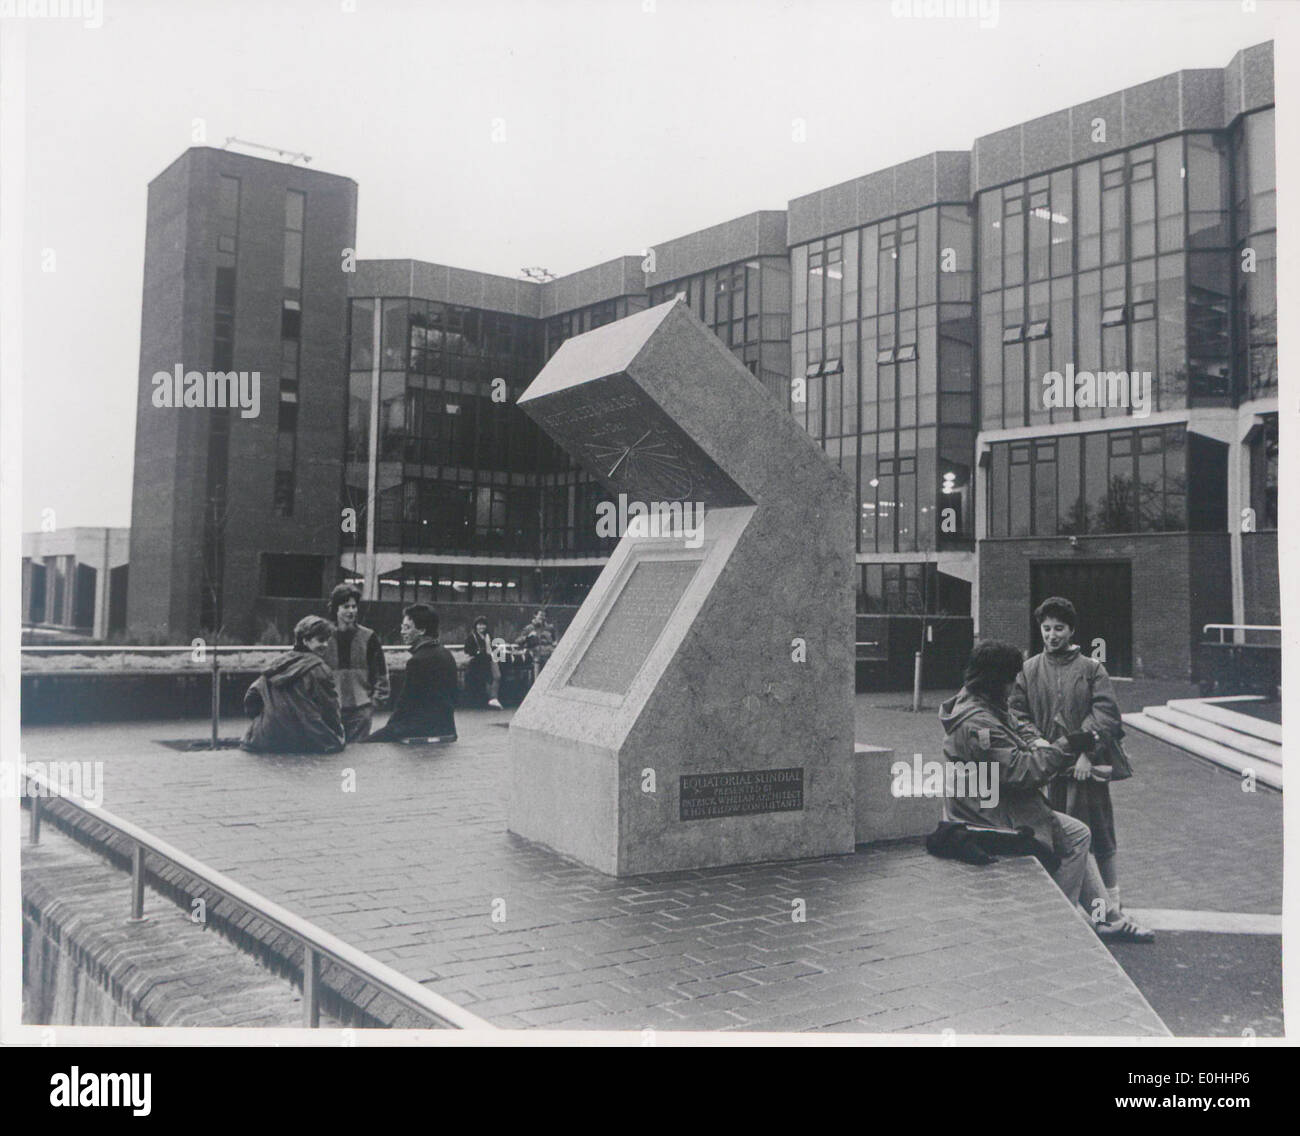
xmin=509 ymin=299 xmax=855 ymax=876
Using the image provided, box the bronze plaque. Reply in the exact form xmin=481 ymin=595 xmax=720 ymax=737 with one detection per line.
xmin=680 ymin=768 xmax=805 ymax=821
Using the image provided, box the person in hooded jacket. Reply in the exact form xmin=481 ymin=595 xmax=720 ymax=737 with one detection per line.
xmin=241 ymin=615 xmax=346 ymax=754
xmin=939 ymin=639 xmax=1110 ymax=920
xmin=1009 ymin=596 xmax=1153 ymax=942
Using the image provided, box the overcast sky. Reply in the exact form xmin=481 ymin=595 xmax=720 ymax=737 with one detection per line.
xmin=11 ymin=0 xmax=1290 ymax=530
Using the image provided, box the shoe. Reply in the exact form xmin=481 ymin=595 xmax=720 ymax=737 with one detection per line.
xmin=488 ymin=698 xmax=503 ymax=709
xmin=1095 ymin=914 xmax=1155 ymax=943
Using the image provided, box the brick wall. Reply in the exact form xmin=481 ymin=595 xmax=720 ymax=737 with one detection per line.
xmin=979 ymin=533 xmax=1231 ymax=681
xmin=1241 ymin=531 xmax=1280 ymax=625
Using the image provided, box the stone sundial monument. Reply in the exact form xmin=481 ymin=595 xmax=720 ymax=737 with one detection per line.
xmin=508 ymin=299 xmax=856 ymax=876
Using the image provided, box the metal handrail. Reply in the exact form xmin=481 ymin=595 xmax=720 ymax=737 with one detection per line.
xmin=22 ymin=768 xmax=494 ymax=1032
xmin=20 ymin=644 xmax=463 ymax=654
xmin=1202 ymin=623 xmax=1282 ymax=645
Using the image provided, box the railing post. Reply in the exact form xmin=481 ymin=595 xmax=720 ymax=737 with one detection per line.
xmin=128 ymin=842 xmax=147 ymax=922
xmin=211 ymin=644 xmax=221 ymax=750
xmin=303 ymin=946 xmax=320 ymax=1027
xmin=29 ymin=788 xmax=41 ymax=845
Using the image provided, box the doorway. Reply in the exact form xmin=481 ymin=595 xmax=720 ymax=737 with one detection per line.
xmin=1029 ymin=559 xmax=1133 ymax=677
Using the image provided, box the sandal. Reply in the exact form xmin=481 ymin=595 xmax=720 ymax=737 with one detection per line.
xmin=1095 ymin=914 xmax=1155 ymax=943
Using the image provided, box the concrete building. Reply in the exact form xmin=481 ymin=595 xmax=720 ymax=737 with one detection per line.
xmin=125 ymin=42 xmax=1276 ymax=683
xmin=22 ymin=527 xmax=129 ymax=639
xmin=126 ymin=147 xmax=358 ymax=643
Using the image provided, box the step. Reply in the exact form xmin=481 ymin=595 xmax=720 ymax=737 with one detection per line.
xmin=1167 ymin=698 xmax=1282 ymax=745
xmin=1122 ymin=712 xmax=1282 ymax=791
xmin=1142 ymin=705 xmax=1282 ymax=768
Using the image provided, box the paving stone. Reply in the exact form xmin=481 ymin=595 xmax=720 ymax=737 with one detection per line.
xmin=19 ymin=710 xmax=1180 ymax=1036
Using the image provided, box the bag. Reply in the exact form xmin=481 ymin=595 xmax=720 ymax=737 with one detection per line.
xmin=925 ymin=821 xmax=1061 ymax=874
xmin=1098 ymin=730 xmax=1133 ymax=781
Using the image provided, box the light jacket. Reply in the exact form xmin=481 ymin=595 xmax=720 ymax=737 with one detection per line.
xmin=323 ymin=624 xmax=389 ymax=710
xmin=1009 ymin=645 xmax=1131 ymax=779
xmin=939 ymin=688 xmax=1076 ymax=854
xmin=241 ymin=650 xmax=345 ymax=754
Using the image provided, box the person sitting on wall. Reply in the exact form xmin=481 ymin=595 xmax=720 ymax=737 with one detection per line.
xmin=366 ymin=604 xmax=458 ymax=742
xmin=938 ymin=639 xmax=1118 ymax=931
xmin=322 ymin=583 xmax=390 ymax=742
xmin=241 ymin=615 xmax=345 ymax=754
xmin=463 ymin=614 xmax=504 ymax=710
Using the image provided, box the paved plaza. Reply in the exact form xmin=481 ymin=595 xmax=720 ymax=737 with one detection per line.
xmin=21 ymin=686 xmax=1282 ymax=1035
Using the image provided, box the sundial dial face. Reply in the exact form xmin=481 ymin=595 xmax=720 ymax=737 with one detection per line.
xmin=524 ymin=374 xmax=751 ymax=508
xmin=583 ymin=428 xmax=696 ymax=503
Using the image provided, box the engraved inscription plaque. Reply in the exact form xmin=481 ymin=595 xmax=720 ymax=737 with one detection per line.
xmin=565 ymin=559 xmax=701 ymax=695
xmin=680 ymin=768 xmax=805 ymax=821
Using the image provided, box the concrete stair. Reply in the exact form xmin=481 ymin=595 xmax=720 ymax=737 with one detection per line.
xmin=1123 ymin=696 xmax=1282 ymax=791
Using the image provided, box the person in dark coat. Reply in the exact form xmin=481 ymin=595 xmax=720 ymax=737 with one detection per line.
xmin=322 ymin=583 xmax=390 ymax=741
xmin=463 ymin=615 xmax=503 ymax=710
xmin=241 ymin=615 xmax=345 ymax=754
xmin=367 ymin=604 xmax=458 ymax=742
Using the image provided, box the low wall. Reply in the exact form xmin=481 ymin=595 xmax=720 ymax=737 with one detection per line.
xmin=23 ymin=825 xmax=313 ymax=1028
xmin=21 ymin=655 xmax=538 ymax=725
xmin=24 ymin=803 xmax=442 ymax=1028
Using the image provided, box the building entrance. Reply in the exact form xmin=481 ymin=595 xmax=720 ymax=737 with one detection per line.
xmin=1029 ymin=560 xmax=1132 ymax=678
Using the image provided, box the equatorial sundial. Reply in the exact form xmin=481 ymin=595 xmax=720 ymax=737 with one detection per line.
xmin=584 ymin=428 xmax=696 ymax=502
xmin=509 ymin=299 xmax=855 ymax=877
xmin=522 ymin=374 xmax=751 ymax=508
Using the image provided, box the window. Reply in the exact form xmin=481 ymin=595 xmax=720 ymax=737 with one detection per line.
xmin=217 ymin=175 xmax=240 ymax=219
xmin=262 ymin=553 xmax=323 ymax=598
xmin=1001 ymin=325 xmax=1023 ymax=344
xmin=285 ymin=189 xmax=305 ymax=232
xmin=1187 ymin=134 xmax=1229 ymax=248
xmin=283 ymin=230 xmax=303 ymax=290
xmin=988 ymin=425 xmax=1190 ymax=538
xmin=1101 ymin=305 xmax=1127 ymax=327
xmin=1248 ymin=416 xmax=1278 ymax=530
xmin=1026 ymin=320 xmax=1049 ymax=340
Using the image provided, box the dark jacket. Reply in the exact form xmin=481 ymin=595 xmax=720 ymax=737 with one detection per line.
xmin=241 ymin=650 xmax=345 ymax=754
xmin=463 ymin=628 xmax=496 ymax=688
xmin=938 ymin=688 xmax=1076 ymax=855
xmin=1010 ymin=645 xmax=1132 ymax=780
xmin=374 ymin=637 xmax=458 ymax=739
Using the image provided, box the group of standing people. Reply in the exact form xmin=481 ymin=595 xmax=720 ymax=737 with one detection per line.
xmin=940 ymin=595 xmax=1154 ymax=943
xmin=240 ymin=585 xmax=459 ymax=754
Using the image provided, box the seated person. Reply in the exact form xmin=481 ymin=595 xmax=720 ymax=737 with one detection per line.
xmin=367 ymin=604 xmax=458 ymax=742
xmin=939 ymin=639 xmax=1111 ymax=926
xmin=241 ymin=615 xmax=345 ymax=754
